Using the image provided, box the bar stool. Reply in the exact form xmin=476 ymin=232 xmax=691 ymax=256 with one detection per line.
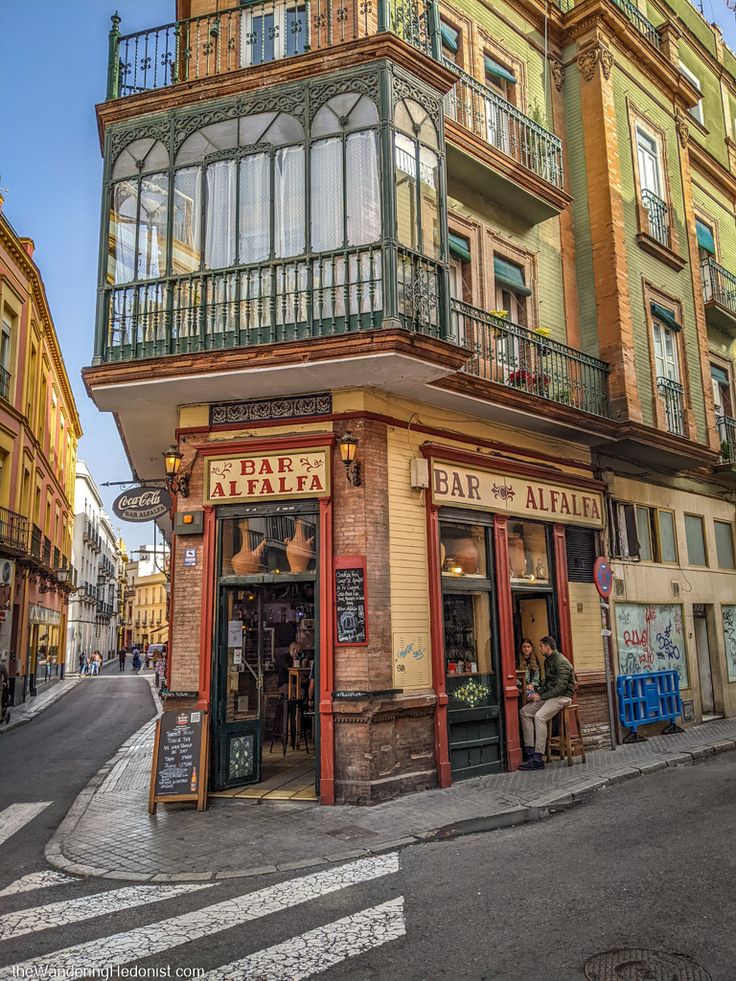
xmin=546 ymin=703 xmax=586 ymax=766
xmin=267 ymin=693 xmax=289 ymax=756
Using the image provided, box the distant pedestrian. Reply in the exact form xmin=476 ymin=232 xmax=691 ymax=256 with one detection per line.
xmin=78 ymin=650 xmax=85 ymax=675
xmin=118 ymin=648 xmax=126 ymax=672
xmin=1 ymin=655 xmax=11 ymax=725
xmin=91 ymin=650 xmax=102 ymax=676
xmin=132 ymin=648 xmax=142 ymax=674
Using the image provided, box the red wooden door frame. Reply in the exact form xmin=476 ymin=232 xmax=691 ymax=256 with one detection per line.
xmin=494 ymin=515 xmax=522 ymax=771
xmin=426 ymin=503 xmax=451 ymax=788
xmin=318 ymin=497 xmax=335 ymax=804
xmin=553 ymin=523 xmax=574 ymax=665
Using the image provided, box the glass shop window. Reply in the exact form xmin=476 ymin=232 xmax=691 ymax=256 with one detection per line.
xmin=507 ymin=521 xmax=550 ymax=585
xmin=220 ymin=513 xmax=317 ymax=577
xmin=440 ymin=521 xmax=488 ymax=579
xmin=443 ymin=592 xmax=493 ymax=684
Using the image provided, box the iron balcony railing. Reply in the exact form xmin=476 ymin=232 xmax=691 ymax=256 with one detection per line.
xmin=717 ymin=415 xmax=736 ymax=464
xmin=657 ymin=376 xmax=685 ymax=436
xmin=30 ymin=525 xmax=43 ymax=561
xmin=0 ymin=506 xmax=29 ymax=553
xmin=0 ymin=366 xmax=10 ymax=402
xmin=641 ymin=189 xmax=669 ymax=247
xmin=101 ymin=244 xmax=445 ymax=361
xmin=107 ymin=0 xmax=437 ymax=99
xmin=701 ymin=256 xmax=736 ymax=316
xmin=42 ymin=536 xmax=53 ymax=568
xmin=557 ymin=0 xmax=662 ymax=49
xmin=451 ymin=299 xmax=610 ymax=417
xmin=443 ymin=61 xmax=563 ymax=189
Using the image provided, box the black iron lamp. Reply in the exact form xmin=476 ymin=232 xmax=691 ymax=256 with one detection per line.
xmin=338 ymin=432 xmax=361 ymax=487
xmin=163 ymin=446 xmax=191 ymax=499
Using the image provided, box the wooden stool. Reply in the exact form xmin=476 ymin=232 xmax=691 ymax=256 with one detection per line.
xmin=546 ymin=703 xmax=586 ymax=766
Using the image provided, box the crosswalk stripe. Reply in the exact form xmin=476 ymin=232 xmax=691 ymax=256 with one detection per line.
xmin=0 ymin=871 xmax=74 ymax=899
xmin=203 ymin=897 xmax=406 ymax=980
xmin=0 ymin=853 xmax=399 ymax=980
xmin=0 ymin=803 xmax=51 ymax=848
xmin=0 ymin=882 xmax=214 ymax=940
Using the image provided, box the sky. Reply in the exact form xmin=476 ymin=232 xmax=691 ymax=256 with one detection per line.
xmin=1 ymin=0 xmax=736 ymax=525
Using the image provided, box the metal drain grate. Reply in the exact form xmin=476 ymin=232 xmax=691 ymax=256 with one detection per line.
xmin=584 ymin=948 xmax=711 ymax=981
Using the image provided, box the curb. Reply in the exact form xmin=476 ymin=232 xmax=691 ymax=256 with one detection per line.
xmin=45 ymin=675 xmax=161 ymax=880
xmin=1 ymin=679 xmax=83 ymax=735
xmin=45 ymin=726 xmax=736 ymax=884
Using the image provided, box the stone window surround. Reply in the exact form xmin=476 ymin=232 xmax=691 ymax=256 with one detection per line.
xmin=642 ymin=281 xmax=696 ymax=441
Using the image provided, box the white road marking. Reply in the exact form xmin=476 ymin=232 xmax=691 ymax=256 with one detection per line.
xmin=0 ymin=882 xmax=214 ymax=940
xmin=0 ymin=803 xmax=51 ymax=848
xmin=0 ymin=870 xmax=74 ymax=898
xmin=204 ymin=897 xmax=406 ymax=980
xmin=0 ymin=853 xmax=399 ymax=979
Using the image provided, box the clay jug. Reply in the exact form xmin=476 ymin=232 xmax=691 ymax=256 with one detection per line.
xmin=286 ymin=519 xmax=315 ymax=573
xmin=454 ymin=537 xmax=479 ymax=575
xmin=231 ymin=519 xmax=266 ymax=575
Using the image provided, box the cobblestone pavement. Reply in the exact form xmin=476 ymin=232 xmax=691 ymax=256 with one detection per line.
xmin=47 ymin=715 xmax=736 ymax=882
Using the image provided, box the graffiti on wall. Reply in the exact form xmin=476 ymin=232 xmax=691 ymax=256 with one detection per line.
xmin=722 ymin=606 xmax=736 ymax=683
xmin=615 ymin=604 xmax=688 ymax=687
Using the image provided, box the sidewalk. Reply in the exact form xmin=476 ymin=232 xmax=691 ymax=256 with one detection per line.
xmin=46 ymin=713 xmax=736 ymax=883
xmin=2 ymin=677 xmax=82 ymax=734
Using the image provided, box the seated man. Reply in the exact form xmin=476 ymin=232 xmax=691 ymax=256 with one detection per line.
xmin=519 ymin=635 xmax=575 ymax=771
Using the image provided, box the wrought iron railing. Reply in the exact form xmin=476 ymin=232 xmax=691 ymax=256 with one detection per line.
xmin=397 ymin=247 xmax=443 ymax=338
xmin=557 ymin=0 xmax=662 ymax=49
xmin=0 ymin=506 xmax=28 ymax=553
xmin=107 ymin=0 xmax=437 ymax=99
xmin=451 ymin=299 xmax=610 ymax=417
xmin=701 ymin=256 xmax=736 ymax=316
xmin=30 ymin=525 xmax=43 ymax=561
xmin=717 ymin=415 xmax=736 ymax=463
xmin=443 ymin=61 xmax=563 ymax=189
xmin=657 ymin=376 xmax=685 ymax=436
xmin=101 ymin=246 xmax=398 ymax=361
xmin=42 ymin=536 xmax=53 ymax=567
xmin=641 ymin=189 xmax=669 ymax=247
xmin=0 ymin=366 xmax=10 ymax=402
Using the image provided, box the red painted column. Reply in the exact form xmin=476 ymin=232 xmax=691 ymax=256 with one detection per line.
xmin=494 ymin=515 xmax=521 ymax=771
xmin=426 ymin=502 xmax=451 ymax=788
xmin=197 ymin=506 xmax=216 ymax=709
xmin=166 ymin=534 xmax=176 ymax=691
xmin=319 ymin=497 xmax=335 ymax=805
xmin=553 ymin=524 xmax=574 ymax=665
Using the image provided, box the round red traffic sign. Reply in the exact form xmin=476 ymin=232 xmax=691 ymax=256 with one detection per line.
xmin=593 ymin=557 xmax=613 ymax=598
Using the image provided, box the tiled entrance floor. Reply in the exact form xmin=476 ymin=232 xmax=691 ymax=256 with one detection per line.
xmin=210 ymin=746 xmax=317 ymax=801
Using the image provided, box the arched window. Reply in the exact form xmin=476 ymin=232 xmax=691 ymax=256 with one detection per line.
xmin=310 ymin=93 xmax=381 ymax=253
xmin=394 ymin=97 xmax=441 ymax=259
xmin=108 ymin=139 xmax=170 ymax=285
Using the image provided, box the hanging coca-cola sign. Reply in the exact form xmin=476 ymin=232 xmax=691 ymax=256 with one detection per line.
xmin=112 ymin=486 xmax=172 ymax=522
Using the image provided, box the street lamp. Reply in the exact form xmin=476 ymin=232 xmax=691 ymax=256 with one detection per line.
xmin=338 ymin=432 xmax=361 ymax=487
xmin=162 ymin=445 xmax=191 ymax=499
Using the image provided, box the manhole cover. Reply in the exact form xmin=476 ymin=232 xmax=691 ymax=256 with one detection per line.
xmin=585 ymin=949 xmax=711 ymax=981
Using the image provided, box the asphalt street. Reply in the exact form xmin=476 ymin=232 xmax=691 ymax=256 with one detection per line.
xmin=0 ymin=672 xmax=734 ymax=980
xmin=0 ymin=662 xmax=156 ymax=884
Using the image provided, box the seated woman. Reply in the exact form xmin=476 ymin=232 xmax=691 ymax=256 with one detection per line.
xmin=517 ymin=638 xmax=541 ymax=697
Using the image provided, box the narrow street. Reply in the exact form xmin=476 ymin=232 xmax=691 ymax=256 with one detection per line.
xmin=0 ymin=684 xmax=733 ymax=980
xmin=0 ymin=664 xmax=155 ymax=882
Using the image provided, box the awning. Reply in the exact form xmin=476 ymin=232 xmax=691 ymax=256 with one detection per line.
xmin=449 ymin=233 xmax=471 ymax=261
xmin=650 ymin=301 xmax=681 ymax=332
xmin=711 ymin=364 xmax=730 ymax=385
xmin=484 ymin=55 xmax=517 ymax=85
xmin=440 ymin=21 xmax=459 ymax=54
xmin=494 ymin=256 xmax=531 ymax=296
xmin=695 ymin=219 xmax=715 ymax=254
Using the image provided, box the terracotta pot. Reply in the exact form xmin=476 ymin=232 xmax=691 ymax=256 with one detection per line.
xmin=286 ymin=518 xmax=315 ymax=573
xmin=454 ymin=537 xmax=479 ymax=575
xmin=231 ymin=519 xmax=266 ymax=575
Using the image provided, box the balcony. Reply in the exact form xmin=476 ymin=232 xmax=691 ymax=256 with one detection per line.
xmin=451 ymin=300 xmax=610 ymax=418
xmin=443 ymin=62 xmax=567 ymax=223
xmin=701 ymin=257 xmax=736 ymax=336
xmin=30 ymin=525 xmax=43 ymax=561
xmin=0 ymin=507 xmax=29 ymax=555
xmin=558 ymin=0 xmax=662 ymax=51
xmin=641 ymin=189 xmax=669 ymax=247
xmin=0 ymin=366 xmax=10 ymax=402
xmin=106 ymin=0 xmax=436 ymax=101
xmin=657 ymin=376 xmax=685 ymax=437
xmin=713 ymin=415 xmax=736 ymax=486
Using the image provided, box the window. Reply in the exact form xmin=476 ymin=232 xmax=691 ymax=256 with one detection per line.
xmin=0 ymin=314 xmax=10 ymax=401
xmin=684 ymin=514 xmax=707 ymax=566
xmin=696 ymin=217 xmax=716 ymax=261
xmin=448 ymin=232 xmax=471 ymax=303
xmin=440 ymin=19 xmax=460 ymax=65
xmin=394 ymin=97 xmax=440 ymax=259
xmin=484 ymin=53 xmax=517 ymax=105
xmin=612 ymin=502 xmax=678 ymax=563
xmin=711 ymin=363 xmax=733 ymax=419
xmin=636 ymin=126 xmax=662 ymax=197
xmin=493 ymin=255 xmax=530 ymax=327
xmin=651 ymin=303 xmax=684 ymax=435
xmin=714 ymin=520 xmax=735 ymax=569
xmin=239 ymin=4 xmax=307 ymax=66
xmin=679 ymin=63 xmax=704 ymax=125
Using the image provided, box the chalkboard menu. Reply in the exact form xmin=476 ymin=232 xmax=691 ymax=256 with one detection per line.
xmin=335 ymin=557 xmax=368 ymax=646
xmin=148 ymin=709 xmax=208 ymax=813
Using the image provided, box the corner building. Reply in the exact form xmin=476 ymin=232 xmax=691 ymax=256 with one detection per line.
xmin=85 ymin=0 xmax=736 ymax=802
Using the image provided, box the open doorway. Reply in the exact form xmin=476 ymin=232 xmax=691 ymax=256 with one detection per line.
xmin=694 ymin=604 xmax=721 ymax=721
